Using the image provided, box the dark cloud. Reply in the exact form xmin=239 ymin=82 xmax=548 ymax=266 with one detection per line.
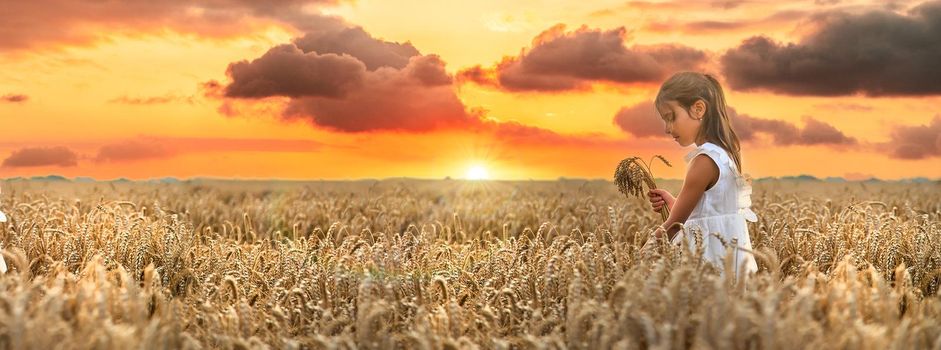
xmin=222 ymin=21 xmax=444 ymax=102
xmin=405 ymin=55 xmax=453 ymax=86
xmin=730 ymin=114 xmax=799 ymax=143
xmin=282 ymin=54 xmax=477 ymax=132
xmin=455 ymin=65 xmax=494 ymax=87
xmin=2 ymin=146 xmax=78 ymax=167
xmin=457 ymin=24 xmax=708 ymax=92
xmin=222 ymin=22 xmax=477 ymax=133
xmin=1 ymin=94 xmax=28 ymax=103
xmin=721 ymin=1 xmax=941 ymax=96
xmin=728 ymin=112 xmax=857 ymax=146
xmin=613 ymin=102 xmax=857 ymax=146
xmin=293 ymin=27 xmax=420 ymax=71
xmin=224 ymin=44 xmax=367 ymax=99
xmin=0 ymin=0 xmax=340 ymax=50
xmin=884 ymin=115 xmax=941 ymax=159
xmin=799 ymin=117 xmax=858 ymax=145
xmin=728 ymin=114 xmax=858 ymax=146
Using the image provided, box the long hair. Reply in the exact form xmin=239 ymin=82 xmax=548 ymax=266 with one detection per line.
xmin=655 ymin=72 xmax=743 ymax=175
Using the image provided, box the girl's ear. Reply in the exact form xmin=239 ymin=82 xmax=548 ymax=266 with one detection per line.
xmin=692 ymin=99 xmax=707 ymax=120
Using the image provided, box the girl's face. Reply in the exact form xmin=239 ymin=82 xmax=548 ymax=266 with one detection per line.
xmin=657 ymin=99 xmax=705 ymax=147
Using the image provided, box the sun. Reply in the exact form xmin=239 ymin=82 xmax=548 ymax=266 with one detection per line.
xmin=465 ymin=165 xmax=490 ymax=180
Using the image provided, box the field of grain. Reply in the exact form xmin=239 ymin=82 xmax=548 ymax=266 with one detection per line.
xmin=0 ymin=179 xmax=937 ymax=349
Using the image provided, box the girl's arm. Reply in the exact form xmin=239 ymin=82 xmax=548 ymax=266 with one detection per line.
xmin=656 ymin=154 xmax=719 ymax=241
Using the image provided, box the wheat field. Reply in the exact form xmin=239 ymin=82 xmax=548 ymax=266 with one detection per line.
xmin=0 ymin=179 xmax=937 ymax=349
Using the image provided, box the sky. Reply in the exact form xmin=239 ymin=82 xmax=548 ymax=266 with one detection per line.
xmin=1 ymin=0 xmax=940 ymax=180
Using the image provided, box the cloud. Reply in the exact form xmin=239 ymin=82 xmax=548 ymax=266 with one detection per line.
xmin=813 ymin=102 xmax=874 ymax=112
xmin=2 ymin=146 xmax=79 ymax=167
xmin=727 ymin=113 xmax=858 ymax=146
xmin=883 ymin=115 xmax=941 ymax=159
xmin=109 ymin=94 xmax=195 ymax=105
xmin=798 ymin=117 xmax=858 ymax=145
xmin=1 ymin=94 xmax=28 ymax=103
xmin=721 ymin=1 xmax=941 ymax=96
xmin=95 ymin=140 xmax=173 ymax=162
xmin=403 ymin=54 xmax=454 ymax=86
xmin=224 ymin=44 xmax=368 ymax=99
xmin=589 ymin=0 xmax=758 ymax=17
xmin=644 ymin=10 xmax=807 ymax=34
xmin=221 ymin=22 xmax=480 ymax=133
xmin=457 ymin=24 xmax=708 ymax=92
xmin=613 ymin=102 xmax=857 ymax=146
xmin=217 ymin=21 xmax=661 ymax=151
xmin=0 ymin=0 xmax=340 ymax=50
xmin=280 ymin=54 xmax=474 ymax=133
xmin=94 ymin=137 xmax=324 ymax=162
xmin=292 ymin=27 xmax=421 ymax=71
xmin=731 ymin=115 xmax=800 ymax=143
xmin=613 ymin=103 xmax=667 ymax=138
xmin=217 ymin=20 xmax=428 ymax=102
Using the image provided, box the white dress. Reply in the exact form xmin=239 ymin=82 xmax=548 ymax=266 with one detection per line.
xmin=670 ymin=142 xmax=758 ymax=280
xmin=0 ymin=209 xmax=6 ymax=273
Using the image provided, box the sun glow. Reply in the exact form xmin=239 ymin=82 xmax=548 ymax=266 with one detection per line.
xmin=465 ymin=165 xmax=490 ymax=180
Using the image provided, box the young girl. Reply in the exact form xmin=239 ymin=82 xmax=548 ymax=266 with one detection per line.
xmin=646 ymin=71 xmax=758 ymax=281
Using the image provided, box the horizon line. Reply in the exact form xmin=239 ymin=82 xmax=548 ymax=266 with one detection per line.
xmin=5 ymin=174 xmax=939 ymax=183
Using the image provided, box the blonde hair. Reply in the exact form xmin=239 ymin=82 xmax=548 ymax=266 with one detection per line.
xmin=655 ymin=71 xmax=743 ymax=175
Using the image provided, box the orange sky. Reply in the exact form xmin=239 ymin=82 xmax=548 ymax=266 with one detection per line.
xmin=0 ymin=0 xmax=939 ymax=180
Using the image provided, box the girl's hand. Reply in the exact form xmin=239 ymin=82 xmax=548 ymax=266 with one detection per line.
xmin=651 ymin=225 xmax=666 ymax=239
xmin=647 ymin=188 xmax=675 ymax=214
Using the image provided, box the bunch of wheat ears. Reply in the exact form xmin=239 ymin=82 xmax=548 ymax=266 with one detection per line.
xmin=614 ymin=155 xmax=672 ymax=222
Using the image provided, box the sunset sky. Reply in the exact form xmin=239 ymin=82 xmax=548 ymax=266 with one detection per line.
xmin=1 ymin=0 xmax=940 ymax=180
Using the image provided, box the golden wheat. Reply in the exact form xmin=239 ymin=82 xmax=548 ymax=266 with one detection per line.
xmin=0 ymin=179 xmax=934 ymax=349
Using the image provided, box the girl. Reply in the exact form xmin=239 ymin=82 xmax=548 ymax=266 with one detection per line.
xmin=646 ymin=71 xmax=758 ymax=282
